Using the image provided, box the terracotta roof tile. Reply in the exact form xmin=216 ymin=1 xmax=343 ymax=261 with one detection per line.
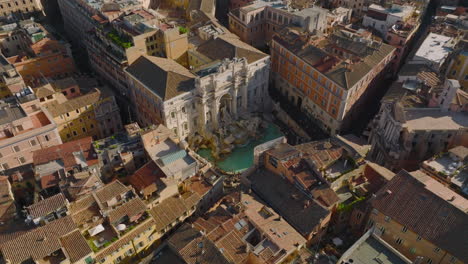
xmin=40 ymin=172 xmax=60 ymax=189
xmin=34 ymin=83 xmax=56 ymax=98
xmin=126 ymin=56 xmax=196 ymax=101
xmin=149 ymin=192 xmax=200 ymax=232
xmin=249 ymin=170 xmax=331 ymax=236
xmin=167 ymin=224 xmax=230 ymax=264
xmin=128 ymin=161 xmax=164 ymax=195
xmin=26 ymin=193 xmax=67 ymax=219
xmin=107 ymin=198 xmax=147 ymax=224
xmin=94 ymin=180 xmax=131 ymax=204
xmin=60 ymin=230 xmax=92 ymax=262
xmin=43 ymin=89 xmax=101 ymax=117
xmin=33 ymin=137 xmax=96 ymax=169
xmin=372 ymin=170 xmax=468 ymax=262
xmin=0 ymin=216 xmax=77 ymax=264
xmin=196 ymin=34 xmax=267 ymax=64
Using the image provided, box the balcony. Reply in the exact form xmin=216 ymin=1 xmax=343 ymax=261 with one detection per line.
xmin=85 ymin=223 xmax=119 ymax=253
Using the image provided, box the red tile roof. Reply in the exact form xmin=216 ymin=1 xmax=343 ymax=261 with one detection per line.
xmin=26 ymin=193 xmax=67 ymax=219
xmin=107 ymin=198 xmax=147 ymax=224
xmin=128 ymin=161 xmax=165 ymax=195
xmin=33 ymin=137 xmax=97 ymax=170
xmin=372 ymin=170 xmax=468 ymax=262
xmin=60 ymin=230 xmax=92 ymax=262
xmin=40 ymin=173 xmax=59 ymax=189
xmin=0 ymin=216 xmax=77 ymax=264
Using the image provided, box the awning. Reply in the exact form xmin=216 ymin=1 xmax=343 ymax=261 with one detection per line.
xmin=89 ymin=224 xmax=105 ymax=236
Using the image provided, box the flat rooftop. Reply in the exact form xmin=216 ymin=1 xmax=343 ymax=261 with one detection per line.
xmin=147 ymin=138 xmax=180 ymax=160
xmin=412 ymin=33 xmax=453 ymax=65
xmin=368 ymin=4 xmax=415 ymax=18
xmin=0 ymin=101 xmax=26 ymax=126
xmin=342 ymin=235 xmax=410 ymax=264
xmin=403 ymin=109 xmax=468 ymax=131
xmin=424 ymin=154 xmax=462 ymax=176
xmin=240 ymin=0 xmax=286 ymax=12
xmin=410 ymin=170 xmax=468 ymax=212
xmin=84 ymin=0 xmax=143 ymax=11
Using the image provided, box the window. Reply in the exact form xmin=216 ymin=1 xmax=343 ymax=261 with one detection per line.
xmin=379 ymin=226 xmax=385 ymax=235
xmin=451 ymin=70 xmax=457 ymax=76
xmin=1 ymin=163 xmax=9 ymax=170
xmin=416 ymin=235 xmax=422 ymax=241
xmin=171 ymin=112 xmax=175 ymax=119
xmin=434 ymin=247 xmax=440 ymax=253
xmin=29 ymin=139 xmax=37 ymax=146
xmin=372 ymin=208 xmax=378 ymax=215
xmin=384 ymin=216 xmax=391 ymax=222
xmin=90 ymin=124 xmax=94 ymax=129
xmin=409 ymin=248 xmax=416 ymax=254
xmin=182 ymin=106 xmax=185 ymax=113
xmin=402 ymin=226 xmax=408 ymax=233
xmin=82 ymin=127 xmax=86 ymax=132
xmin=16 ymin=125 xmax=23 ymax=131
xmin=395 ymin=238 xmax=403 ymax=245
xmin=426 ymin=259 xmax=433 ymax=264
xmin=18 ymin=157 xmax=26 ymax=164
xmin=13 ymin=146 xmax=20 ymax=152
xmin=44 ymin=135 xmax=50 ymax=141
xmin=73 ymin=131 xmax=78 ymax=136
xmin=450 ymin=257 xmax=457 ymax=263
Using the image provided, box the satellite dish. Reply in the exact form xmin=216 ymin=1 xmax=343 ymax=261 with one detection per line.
xmin=117 ymin=224 xmax=126 ymax=231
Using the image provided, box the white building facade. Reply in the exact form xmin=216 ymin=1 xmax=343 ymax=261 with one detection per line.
xmin=126 ymin=55 xmax=271 ymax=140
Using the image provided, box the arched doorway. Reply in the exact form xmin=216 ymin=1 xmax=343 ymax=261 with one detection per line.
xmin=297 ymin=97 xmax=303 ymax=108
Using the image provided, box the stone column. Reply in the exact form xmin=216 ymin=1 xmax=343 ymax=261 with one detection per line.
xmin=212 ymin=99 xmax=219 ymax=129
xmin=232 ymin=88 xmax=238 ymax=119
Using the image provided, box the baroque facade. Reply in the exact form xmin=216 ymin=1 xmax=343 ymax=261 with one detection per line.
xmin=125 ymin=34 xmax=270 ymax=141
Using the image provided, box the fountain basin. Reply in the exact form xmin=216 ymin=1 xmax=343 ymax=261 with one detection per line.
xmin=197 ymin=123 xmax=283 ymax=173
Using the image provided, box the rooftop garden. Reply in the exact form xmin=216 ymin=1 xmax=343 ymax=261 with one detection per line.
xmin=86 ymin=234 xmax=119 ymax=253
xmin=178 ymin=26 xmax=188 ymax=34
xmin=336 ymin=196 xmax=365 ymax=212
xmin=107 ymin=31 xmax=133 ymax=49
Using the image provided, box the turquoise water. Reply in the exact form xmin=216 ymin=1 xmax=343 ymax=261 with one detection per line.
xmin=197 ymin=123 xmax=283 ymax=173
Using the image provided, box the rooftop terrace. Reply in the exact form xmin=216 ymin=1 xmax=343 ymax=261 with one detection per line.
xmin=339 ymin=229 xmax=411 ymax=264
